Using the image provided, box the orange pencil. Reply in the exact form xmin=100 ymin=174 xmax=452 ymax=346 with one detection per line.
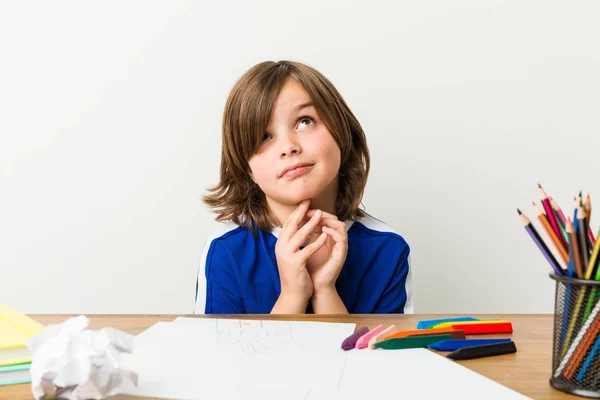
xmin=563 ymin=317 xmax=600 ymax=379
xmin=585 ymin=193 xmax=592 ymax=219
xmin=533 ymin=202 xmax=569 ymax=265
xmin=585 ymin=193 xmax=596 ymax=245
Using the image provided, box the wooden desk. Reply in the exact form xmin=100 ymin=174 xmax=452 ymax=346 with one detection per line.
xmin=0 ymin=314 xmax=578 ymax=399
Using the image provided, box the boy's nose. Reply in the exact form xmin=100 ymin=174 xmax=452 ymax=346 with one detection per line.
xmin=279 ymin=137 xmax=302 ymax=158
xmin=281 ymin=146 xmax=300 ymax=157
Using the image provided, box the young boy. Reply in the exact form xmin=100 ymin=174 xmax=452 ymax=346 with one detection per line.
xmin=194 ymin=60 xmax=412 ymax=314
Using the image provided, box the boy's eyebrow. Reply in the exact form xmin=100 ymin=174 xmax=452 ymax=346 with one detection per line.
xmin=293 ymin=102 xmax=314 ymax=112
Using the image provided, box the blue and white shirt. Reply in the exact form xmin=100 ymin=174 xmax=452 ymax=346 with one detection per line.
xmin=194 ymin=213 xmax=413 ymax=314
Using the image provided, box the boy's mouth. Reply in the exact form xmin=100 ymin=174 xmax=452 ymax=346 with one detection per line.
xmin=279 ymin=163 xmax=314 ymax=178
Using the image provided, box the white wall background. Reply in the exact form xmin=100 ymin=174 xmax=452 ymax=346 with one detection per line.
xmin=2 ymin=0 xmax=599 ymax=314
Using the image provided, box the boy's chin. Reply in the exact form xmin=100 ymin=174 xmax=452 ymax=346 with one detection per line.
xmin=280 ymin=192 xmax=319 ymax=206
xmin=271 ymin=184 xmax=330 ymax=206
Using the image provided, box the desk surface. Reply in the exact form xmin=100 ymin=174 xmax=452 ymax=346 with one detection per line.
xmin=1 ymin=314 xmax=578 ymax=399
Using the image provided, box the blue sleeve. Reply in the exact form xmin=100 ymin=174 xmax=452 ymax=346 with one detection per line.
xmin=205 ymin=241 xmax=246 ymax=314
xmin=373 ymin=246 xmax=411 ymax=313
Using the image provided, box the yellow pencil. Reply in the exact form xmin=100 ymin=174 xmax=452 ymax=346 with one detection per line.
xmin=585 ymin=227 xmax=600 ymax=280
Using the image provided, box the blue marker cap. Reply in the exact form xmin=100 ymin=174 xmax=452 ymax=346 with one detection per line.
xmin=428 ymin=338 xmax=512 ymax=352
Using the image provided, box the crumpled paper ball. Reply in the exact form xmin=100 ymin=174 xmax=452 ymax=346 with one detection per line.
xmin=27 ymin=315 xmax=138 ymax=399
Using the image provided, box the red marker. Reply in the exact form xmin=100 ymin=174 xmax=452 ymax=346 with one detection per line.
xmin=450 ymin=322 xmax=513 ymax=335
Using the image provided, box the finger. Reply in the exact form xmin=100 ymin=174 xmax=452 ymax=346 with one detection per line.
xmin=281 ymin=200 xmax=310 ymax=240
xmin=283 ymin=200 xmax=310 ymax=229
xmin=290 ymin=209 xmax=323 ymax=250
xmin=304 ymin=210 xmax=344 ymax=232
xmin=299 ymin=232 xmax=328 ymax=258
xmin=322 ymin=226 xmax=346 ymax=244
xmin=318 ymin=216 xmax=346 ymax=232
xmin=331 ymin=240 xmax=348 ymax=263
xmin=305 ymin=209 xmax=338 ymax=220
xmin=322 ymin=227 xmax=348 ymax=262
xmin=304 ymin=210 xmax=345 ymax=232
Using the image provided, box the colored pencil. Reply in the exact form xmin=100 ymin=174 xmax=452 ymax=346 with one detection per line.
xmin=560 ymin=198 xmax=579 ymax=353
xmin=574 ymin=196 xmax=583 ymax=257
xmin=583 ymin=287 xmax=600 ymax=322
xmin=555 ymin=212 xmax=569 ymax=246
xmin=521 ymin=187 xmax=600 ymax=383
xmin=563 ymin=314 xmax=600 ymax=379
xmin=518 ymin=209 xmax=563 ymax=276
xmin=574 ymin=195 xmax=581 ymax=233
xmin=539 ymin=184 xmax=568 ymax=249
xmin=585 ymin=193 xmax=592 ymax=217
xmin=567 ymin=210 xmax=576 ymax=279
xmin=584 ymin=227 xmax=600 ymax=280
xmin=567 ymin=251 xmax=576 ymax=278
xmin=550 ymin=196 xmax=567 ymax=225
xmin=576 ymin=334 xmax=600 ymax=381
xmin=550 ymin=196 xmax=570 ymax=244
xmin=559 ymin=287 xmax=573 ymax=352
xmin=567 ymin=218 xmax=584 ymax=279
xmin=561 ymin=288 xmax=588 ymax=358
xmin=558 ymin=286 xmax=600 ymax=366
xmin=585 ymin=193 xmax=596 ymax=246
xmin=581 ymin=227 xmax=600 ymax=321
xmin=592 ymin=358 xmax=600 ymax=388
xmin=533 ymin=202 xmax=568 ymax=265
xmin=593 ymin=231 xmax=600 ymax=281
xmin=578 ymin=204 xmax=590 ymax=269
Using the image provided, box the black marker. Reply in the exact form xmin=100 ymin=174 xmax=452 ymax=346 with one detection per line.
xmin=446 ymin=340 xmax=517 ymax=360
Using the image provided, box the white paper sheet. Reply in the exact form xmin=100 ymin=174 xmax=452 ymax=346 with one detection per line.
xmin=121 ymin=318 xmax=355 ymax=399
xmin=309 ymin=348 xmax=531 ymax=400
xmin=121 ymin=319 xmax=530 ymax=400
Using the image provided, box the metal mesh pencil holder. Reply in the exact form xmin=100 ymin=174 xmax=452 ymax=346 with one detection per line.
xmin=550 ymin=273 xmax=600 ymax=398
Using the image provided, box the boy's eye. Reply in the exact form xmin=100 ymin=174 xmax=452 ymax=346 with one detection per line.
xmin=297 ymin=116 xmax=314 ymax=129
xmin=261 ymin=132 xmax=272 ymax=142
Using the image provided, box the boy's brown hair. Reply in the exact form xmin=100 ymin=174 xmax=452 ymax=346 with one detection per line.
xmin=204 ymin=60 xmax=370 ymax=232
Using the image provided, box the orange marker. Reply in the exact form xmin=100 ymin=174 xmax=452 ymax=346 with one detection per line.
xmin=383 ymin=327 xmax=459 ymax=341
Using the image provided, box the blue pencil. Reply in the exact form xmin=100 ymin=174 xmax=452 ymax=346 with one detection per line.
xmin=576 ymin=334 xmax=600 ymax=381
xmin=518 ymin=209 xmax=564 ymax=275
xmin=560 ymin=208 xmax=578 ymax=349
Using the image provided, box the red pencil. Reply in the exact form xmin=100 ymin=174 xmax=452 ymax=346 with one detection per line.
xmin=539 ymin=184 xmax=568 ymax=249
xmin=533 ymin=202 xmax=569 ymax=265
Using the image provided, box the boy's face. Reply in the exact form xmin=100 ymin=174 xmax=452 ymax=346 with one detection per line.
xmin=248 ymin=78 xmax=341 ymax=208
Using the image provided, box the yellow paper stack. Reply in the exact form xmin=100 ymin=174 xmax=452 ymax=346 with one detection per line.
xmin=0 ymin=305 xmax=45 ymax=386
